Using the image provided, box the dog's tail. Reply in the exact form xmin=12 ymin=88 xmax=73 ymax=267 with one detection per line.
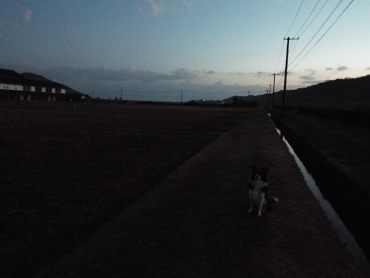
xmin=266 ymin=196 xmax=278 ymax=211
xmin=267 ymin=197 xmax=278 ymax=203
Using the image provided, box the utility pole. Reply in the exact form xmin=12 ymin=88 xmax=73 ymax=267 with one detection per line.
xmin=271 ymin=73 xmax=280 ymax=110
xmin=266 ymin=89 xmax=269 ymax=107
xmin=269 ymin=84 xmax=272 ymax=109
xmin=282 ymin=37 xmax=298 ymax=116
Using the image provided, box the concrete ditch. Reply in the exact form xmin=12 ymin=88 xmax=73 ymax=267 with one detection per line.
xmin=271 ymin=113 xmax=370 ymax=264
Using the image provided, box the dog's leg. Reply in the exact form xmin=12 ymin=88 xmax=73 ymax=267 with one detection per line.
xmin=248 ymin=190 xmax=253 ymax=213
xmin=257 ymin=193 xmax=265 ymax=216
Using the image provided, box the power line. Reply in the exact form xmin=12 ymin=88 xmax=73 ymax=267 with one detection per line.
xmin=274 ymin=40 xmax=286 ymax=74
xmin=282 ymin=37 xmax=299 ymax=116
xmin=285 ymin=0 xmax=305 ymax=37
xmin=298 ymin=0 xmax=329 ymax=37
xmin=274 ymin=0 xmax=304 ymax=89
xmin=288 ymin=39 xmax=300 ymax=64
xmin=277 ymin=5 xmax=326 ymax=89
xmin=289 ymin=0 xmax=354 ymax=72
xmin=289 ymin=0 xmax=344 ymax=67
xmin=271 ymin=73 xmax=280 ymax=109
xmin=274 ymin=69 xmax=286 ymax=89
xmin=275 ymin=1 xmax=305 ymax=90
xmin=293 ymin=0 xmax=322 ymax=38
xmin=275 ymin=0 xmax=353 ymax=91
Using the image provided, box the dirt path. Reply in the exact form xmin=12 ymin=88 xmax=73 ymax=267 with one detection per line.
xmin=37 ymin=109 xmax=364 ymax=277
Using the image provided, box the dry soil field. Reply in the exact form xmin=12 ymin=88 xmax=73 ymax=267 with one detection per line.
xmin=0 ymin=102 xmax=252 ymax=277
xmin=1 ymin=102 xmax=366 ymax=278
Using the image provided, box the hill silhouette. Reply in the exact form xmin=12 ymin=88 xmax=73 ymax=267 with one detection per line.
xmin=22 ymin=72 xmax=83 ymax=95
xmin=225 ymin=75 xmax=370 ymax=107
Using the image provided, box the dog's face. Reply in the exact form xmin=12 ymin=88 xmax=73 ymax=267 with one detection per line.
xmin=250 ymin=166 xmax=268 ymax=183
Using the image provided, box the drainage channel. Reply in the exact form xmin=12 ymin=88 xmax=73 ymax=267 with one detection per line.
xmin=270 ymin=117 xmax=370 ymax=276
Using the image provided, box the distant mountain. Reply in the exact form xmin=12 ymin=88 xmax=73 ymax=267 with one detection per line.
xmin=22 ymin=72 xmax=53 ymax=82
xmin=225 ymin=75 xmax=370 ymax=107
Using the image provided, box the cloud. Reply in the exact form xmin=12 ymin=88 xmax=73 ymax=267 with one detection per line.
xmin=137 ymin=0 xmax=165 ymax=17
xmin=229 ymin=72 xmax=246 ymax=76
xmin=138 ymin=0 xmax=196 ymax=17
xmin=337 ymin=66 xmax=348 ymax=71
xmin=300 ymin=69 xmax=317 ymax=84
xmin=325 ymin=66 xmax=348 ymax=71
xmin=366 ymin=67 xmax=370 ymax=71
xmin=170 ymin=68 xmax=198 ymax=80
xmin=17 ymin=3 xmax=32 ymax=23
xmin=44 ymin=66 xmax=198 ymax=84
xmin=148 ymin=0 xmax=165 ymax=15
xmin=252 ymin=71 xmax=269 ymax=78
xmin=300 ymin=76 xmax=313 ymax=81
xmin=300 ymin=75 xmax=315 ymax=81
xmin=0 ymin=63 xmax=270 ymax=101
xmin=183 ymin=0 xmax=194 ymax=9
xmin=205 ymin=70 xmax=215 ymax=75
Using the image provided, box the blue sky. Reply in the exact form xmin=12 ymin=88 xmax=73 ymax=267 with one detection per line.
xmin=0 ymin=0 xmax=368 ymax=101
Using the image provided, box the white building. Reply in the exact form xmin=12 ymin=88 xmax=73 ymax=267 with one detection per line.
xmin=0 ymin=68 xmax=85 ymax=102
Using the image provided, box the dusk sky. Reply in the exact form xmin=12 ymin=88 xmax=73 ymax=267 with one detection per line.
xmin=0 ymin=0 xmax=367 ymax=101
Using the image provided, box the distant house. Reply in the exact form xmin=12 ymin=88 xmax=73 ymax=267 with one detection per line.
xmin=231 ymin=96 xmax=258 ymax=107
xmin=0 ymin=68 xmax=86 ymax=101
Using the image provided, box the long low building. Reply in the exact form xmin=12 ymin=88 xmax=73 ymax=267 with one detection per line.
xmin=0 ymin=68 xmax=87 ymax=101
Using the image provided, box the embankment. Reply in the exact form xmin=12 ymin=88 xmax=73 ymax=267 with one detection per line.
xmin=271 ymin=111 xmax=370 ymax=262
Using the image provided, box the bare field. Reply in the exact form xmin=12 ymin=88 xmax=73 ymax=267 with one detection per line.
xmin=35 ymin=106 xmax=363 ymax=277
xmin=0 ymin=102 xmax=252 ymax=277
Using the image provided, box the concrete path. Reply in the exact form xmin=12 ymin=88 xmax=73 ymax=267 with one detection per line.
xmin=37 ymin=109 xmax=364 ymax=277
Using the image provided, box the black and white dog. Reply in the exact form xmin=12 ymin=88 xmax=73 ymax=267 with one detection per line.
xmin=248 ymin=166 xmax=278 ymax=216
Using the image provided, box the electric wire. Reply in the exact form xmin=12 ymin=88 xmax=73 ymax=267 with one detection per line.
xmin=289 ymin=0 xmax=354 ymax=72
xmin=273 ymin=74 xmax=284 ymax=91
xmin=274 ymin=71 xmax=285 ymax=89
xmin=274 ymin=0 xmax=302 ymax=90
xmin=289 ymin=0 xmax=328 ymax=61
xmin=274 ymin=0 xmax=352 ymax=92
xmin=285 ymin=0 xmax=305 ymax=37
xmin=293 ymin=0 xmax=321 ymax=38
xmin=274 ymin=40 xmax=286 ymax=74
xmin=298 ymin=0 xmax=329 ymax=37
xmin=289 ymin=0 xmax=344 ymax=67
xmin=275 ymin=0 xmax=304 ymax=90
xmin=288 ymin=39 xmax=299 ymax=64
